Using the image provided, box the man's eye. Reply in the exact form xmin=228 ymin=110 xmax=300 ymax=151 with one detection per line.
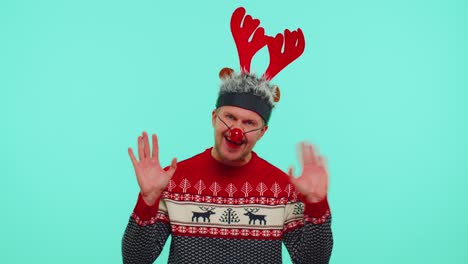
xmin=245 ymin=121 xmax=255 ymax=126
xmin=226 ymin=115 xmax=235 ymax=120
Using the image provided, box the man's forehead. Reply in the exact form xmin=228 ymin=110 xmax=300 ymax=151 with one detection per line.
xmin=218 ymin=106 xmax=263 ymax=120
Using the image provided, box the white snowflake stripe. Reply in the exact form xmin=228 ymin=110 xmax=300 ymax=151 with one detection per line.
xmin=161 ymin=192 xmax=291 ymax=205
xmin=171 ymin=225 xmax=284 ymax=239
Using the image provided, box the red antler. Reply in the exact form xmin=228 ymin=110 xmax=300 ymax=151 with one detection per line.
xmin=230 ymin=7 xmax=269 ymax=73
xmin=263 ymin=28 xmax=305 ymax=80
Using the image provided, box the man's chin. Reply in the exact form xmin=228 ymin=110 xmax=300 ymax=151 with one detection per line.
xmin=213 ymin=139 xmax=251 ymax=165
xmin=219 ymin=147 xmax=247 ymax=163
xmin=220 ymin=149 xmax=241 ymax=160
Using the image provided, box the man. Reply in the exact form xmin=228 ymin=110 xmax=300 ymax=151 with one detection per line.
xmin=122 ymin=7 xmax=333 ymax=264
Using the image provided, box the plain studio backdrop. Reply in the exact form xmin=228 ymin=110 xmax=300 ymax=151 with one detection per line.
xmin=1 ymin=0 xmax=466 ymax=263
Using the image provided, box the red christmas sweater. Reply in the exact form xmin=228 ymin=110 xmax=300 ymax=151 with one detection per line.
xmin=123 ymin=148 xmax=333 ymax=264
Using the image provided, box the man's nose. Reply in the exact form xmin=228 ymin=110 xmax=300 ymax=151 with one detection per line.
xmin=229 ymin=120 xmax=246 ymax=131
xmin=229 ymin=128 xmax=244 ymax=143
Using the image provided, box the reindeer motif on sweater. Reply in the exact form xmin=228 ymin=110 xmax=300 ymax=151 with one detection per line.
xmin=192 ymin=206 xmax=216 ymax=222
xmin=244 ymin=208 xmax=267 ymax=225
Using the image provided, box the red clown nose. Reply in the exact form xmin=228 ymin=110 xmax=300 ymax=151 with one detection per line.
xmin=229 ymin=128 xmax=244 ymax=144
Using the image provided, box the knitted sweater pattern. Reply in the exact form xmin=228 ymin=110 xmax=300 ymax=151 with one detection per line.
xmin=122 ymin=148 xmax=333 ymax=264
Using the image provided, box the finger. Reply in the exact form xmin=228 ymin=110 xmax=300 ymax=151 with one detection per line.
xmin=143 ymin=132 xmax=150 ymax=159
xmin=152 ymin=134 xmax=159 ymax=160
xmin=318 ymin=156 xmax=330 ymax=176
xmin=128 ymin=147 xmax=138 ymax=166
xmin=305 ymin=142 xmax=320 ymax=166
xmin=288 ymin=166 xmax=294 ymax=177
xmin=299 ymin=142 xmax=314 ymax=166
xmin=316 ymin=156 xmax=325 ymax=167
xmin=170 ymin=157 xmax=178 ymax=169
xmin=308 ymin=143 xmax=319 ymax=159
xmin=287 ymin=166 xmax=297 ymax=185
xmin=138 ymin=136 xmax=144 ymax=161
xmin=167 ymin=158 xmax=178 ymax=178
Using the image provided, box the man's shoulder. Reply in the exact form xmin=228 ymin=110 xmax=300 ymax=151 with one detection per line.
xmin=162 ymin=148 xmax=210 ymax=171
xmin=250 ymin=153 xmax=292 ymax=189
xmin=175 ymin=148 xmax=211 ymax=168
xmin=252 ymin=152 xmax=288 ymax=177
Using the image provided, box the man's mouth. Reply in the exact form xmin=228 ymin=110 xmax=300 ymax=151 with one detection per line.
xmin=225 ymin=136 xmax=244 ymax=146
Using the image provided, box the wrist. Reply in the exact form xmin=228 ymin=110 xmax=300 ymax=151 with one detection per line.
xmin=302 ymin=195 xmax=330 ymax=220
xmin=141 ymin=191 xmax=162 ymax=206
xmin=304 ymin=193 xmax=325 ymax=204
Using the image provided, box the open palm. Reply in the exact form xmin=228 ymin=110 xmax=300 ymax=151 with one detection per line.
xmin=128 ymin=132 xmax=177 ymax=206
xmin=288 ymin=142 xmax=328 ymax=203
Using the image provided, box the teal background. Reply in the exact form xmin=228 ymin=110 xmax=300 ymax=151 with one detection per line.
xmin=1 ymin=0 xmax=467 ymax=263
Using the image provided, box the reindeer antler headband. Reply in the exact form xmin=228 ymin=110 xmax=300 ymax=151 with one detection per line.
xmin=216 ymin=7 xmax=305 ymax=123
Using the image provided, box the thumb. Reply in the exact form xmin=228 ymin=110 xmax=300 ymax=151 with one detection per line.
xmin=287 ymin=166 xmax=297 ymax=185
xmin=128 ymin=148 xmax=138 ymax=167
xmin=167 ymin=157 xmax=178 ymax=178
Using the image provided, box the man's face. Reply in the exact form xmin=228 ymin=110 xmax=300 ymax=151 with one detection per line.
xmin=211 ymin=106 xmax=268 ymax=166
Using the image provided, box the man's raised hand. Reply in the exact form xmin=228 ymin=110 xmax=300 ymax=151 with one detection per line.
xmin=288 ymin=142 xmax=328 ymax=203
xmin=128 ymin=132 xmax=177 ymax=206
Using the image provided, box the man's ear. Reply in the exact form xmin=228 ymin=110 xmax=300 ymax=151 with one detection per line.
xmin=259 ymin=125 xmax=269 ymax=139
xmin=212 ymin=109 xmax=217 ymax=127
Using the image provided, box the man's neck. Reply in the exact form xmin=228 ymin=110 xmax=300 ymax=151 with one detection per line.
xmin=210 ymin=148 xmax=252 ymax=167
